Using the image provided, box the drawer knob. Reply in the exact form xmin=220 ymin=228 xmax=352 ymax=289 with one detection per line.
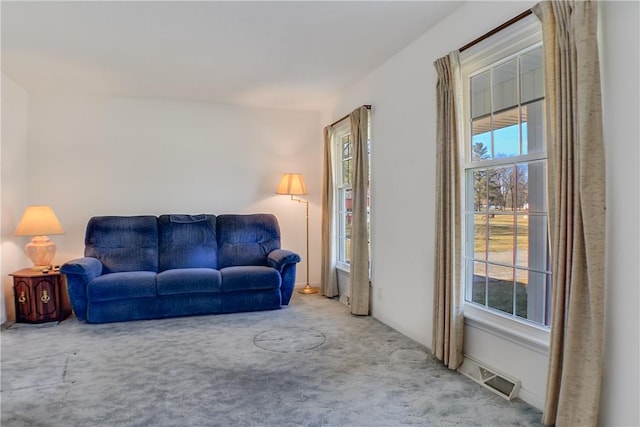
xmin=18 ymin=291 xmax=27 ymax=303
xmin=41 ymin=290 xmax=51 ymax=304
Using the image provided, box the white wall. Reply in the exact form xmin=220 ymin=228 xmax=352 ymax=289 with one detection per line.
xmin=599 ymin=2 xmax=640 ymax=425
xmin=1 ymin=74 xmax=30 ymax=323
xmin=327 ymin=1 xmax=639 ymax=424
xmin=3 ymin=95 xmax=322 ymax=320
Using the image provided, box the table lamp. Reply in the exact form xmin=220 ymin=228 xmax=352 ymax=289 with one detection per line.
xmin=14 ymin=205 xmax=65 ymax=270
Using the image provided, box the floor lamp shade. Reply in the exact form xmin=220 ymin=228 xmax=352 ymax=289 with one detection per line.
xmin=276 ymin=173 xmax=308 ymax=196
xmin=15 ymin=205 xmax=65 ymax=269
xmin=275 ymin=173 xmax=317 ymax=294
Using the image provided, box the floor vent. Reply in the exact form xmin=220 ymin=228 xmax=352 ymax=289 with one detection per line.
xmin=458 ymin=357 xmax=520 ymax=400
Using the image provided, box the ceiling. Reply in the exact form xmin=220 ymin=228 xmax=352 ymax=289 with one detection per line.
xmin=1 ymin=1 xmax=463 ymax=111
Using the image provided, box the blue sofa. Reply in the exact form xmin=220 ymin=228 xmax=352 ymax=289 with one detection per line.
xmin=60 ymin=214 xmax=301 ymax=323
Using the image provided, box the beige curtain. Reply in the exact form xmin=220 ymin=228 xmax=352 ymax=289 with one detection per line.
xmin=432 ymin=52 xmax=463 ymax=369
xmin=321 ymin=125 xmax=339 ymax=297
xmin=349 ymin=106 xmax=370 ymax=315
xmin=534 ymin=2 xmax=606 ymax=425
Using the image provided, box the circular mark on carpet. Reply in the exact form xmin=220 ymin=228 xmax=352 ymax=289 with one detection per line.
xmin=390 ymin=349 xmax=428 ymax=363
xmin=254 ymin=327 xmax=326 ymax=353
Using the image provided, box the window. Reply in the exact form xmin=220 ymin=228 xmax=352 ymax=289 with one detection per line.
xmin=461 ymin=19 xmax=550 ymax=329
xmin=333 ymin=116 xmax=371 ymax=270
xmin=335 ymin=124 xmax=353 ymax=266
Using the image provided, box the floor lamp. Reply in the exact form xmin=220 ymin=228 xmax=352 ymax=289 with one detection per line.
xmin=276 ymin=173 xmax=318 ymax=294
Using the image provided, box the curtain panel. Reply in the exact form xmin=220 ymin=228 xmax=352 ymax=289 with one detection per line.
xmin=533 ymin=1 xmax=606 ymax=425
xmin=321 ymin=125 xmax=339 ymax=297
xmin=349 ymin=106 xmax=370 ymax=315
xmin=432 ymin=52 xmax=464 ymax=369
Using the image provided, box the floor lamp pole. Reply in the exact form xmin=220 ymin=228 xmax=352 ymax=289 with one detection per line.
xmin=296 ymin=197 xmax=318 ymax=294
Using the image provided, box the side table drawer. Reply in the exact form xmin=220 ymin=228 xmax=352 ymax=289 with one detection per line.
xmin=14 ymin=277 xmax=60 ymax=322
xmin=10 ymin=269 xmax=70 ymax=324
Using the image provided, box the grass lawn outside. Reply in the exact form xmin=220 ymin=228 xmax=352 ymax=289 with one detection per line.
xmin=471 ymin=212 xmax=530 ymax=318
xmin=471 ymin=275 xmax=528 ymax=319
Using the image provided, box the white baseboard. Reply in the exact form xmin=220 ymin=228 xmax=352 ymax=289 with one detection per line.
xmin=517 ymin=387 xmax=544 ymax=411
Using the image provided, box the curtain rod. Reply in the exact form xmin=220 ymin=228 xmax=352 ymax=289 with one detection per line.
xmin=459 ymin=9 xmax=533 ymax=53
xmin=329 ymin=104 xmax=371 ymax=128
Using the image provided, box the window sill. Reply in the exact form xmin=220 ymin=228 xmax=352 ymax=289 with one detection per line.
xmin=336 ymin=263 xmax=350 ymax=273
xmin=463 ymin=304 xmax=550 ymax=355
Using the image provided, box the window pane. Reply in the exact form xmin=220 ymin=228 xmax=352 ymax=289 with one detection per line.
xmin=528 ymin=215 xmax=548 ymax=272
xmin=343 ymin=159 xmax=351 ymax=184
xmin=464 ymin=214 xmax=473 ymax=258
xmin=338 ymin=234 xmax=346 ymax=263
xmin=488 ymin=214 xmax=514 ymax=264
xmin=493 ymin=59 xmax=517 ymax=111
xmin=342 ymin=135 xmax=351 ymax=158
xmin=517 ymin=270 xmax=550 ymax=325
xmin=522 ymin=100 xmax=545 ymax=155
xmin=521 ymin=161 xmax=546 ymax=213
xmin=515 ymin=214 xmax=529 ymax=267
xmin=342 ymin=134 xmax=352 ymax=185
xmin=345 ymin=188 xmax=352 ymax=213
xmin=473 ymin=213 xmax=488 ymax=260
xmin=471 ymin=71 xmax=491 ymax=118
xmin=465 ymin=170 xmax=475 ymax=211
xmin=488 ymin=264 xmax=514 ymax=314
xmin=338 ymin=187 xmax=353 ymax=264
xmin=515 ymin=164 xmax=529 ymax=211
xmin=472 ymin=169 xmax=488 ymax=212
xmin=520 ymin=47 xmax=543 ymax=103
xmin=493 ymin=108 xmax=520 ymax=158
xmin=516 ymin=214 xmax=548 ymax=272
xmin=470 ymin=261 xmax=487 ymax=305
xmin=545 ymin=273 xmax=551 ymax=326
xmin=344 ymin=212 xmax=352 ymax=264
xmin=488 ymin=166 xmax=515 ymax=212
xmin=338 ymin=190 xmax=344 ymax=260
xmin=345 ymin=212 xmax=352 ymax=239
xmin=472 ymin=119 xmax=492 ymax=161
xmin=515 ymin=269 xmax=529 ymax=319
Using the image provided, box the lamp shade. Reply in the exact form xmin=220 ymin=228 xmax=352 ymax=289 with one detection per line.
xmin=15 ymin=205 xmax=65 ymax=236
xmin=276 ymin=173 xmax=308 ymax=196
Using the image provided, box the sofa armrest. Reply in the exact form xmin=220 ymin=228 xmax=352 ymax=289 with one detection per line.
xmin=267 ymin=249 xmax=301 ymax=272
xmin=61 ymin=257 xmax=103 ymax=279
xmin=60 ymin=257 xmax=103 ymax=321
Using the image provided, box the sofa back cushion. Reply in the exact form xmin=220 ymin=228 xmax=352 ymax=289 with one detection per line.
xmin=158 ymin=214 xmax=217 ymax=272
xmin=85 ymin=216 xmax=159 ymax=273
xmin=216 ymin=214 xmax=281 ymax=268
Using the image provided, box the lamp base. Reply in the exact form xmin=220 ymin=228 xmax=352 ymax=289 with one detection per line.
xmin=298 ymin=285 xmax=319 ymax=295
xmin=25 ymin=235 xmax=56 ymax=270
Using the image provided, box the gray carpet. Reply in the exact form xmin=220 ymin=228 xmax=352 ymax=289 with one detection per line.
xmin=1 ymin=293 xmax=542 ymax=426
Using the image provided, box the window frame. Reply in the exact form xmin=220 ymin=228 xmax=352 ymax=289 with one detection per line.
xmin=333 ymin=119 xmax=353 ymax=271
xmin=332 ymin=114 xmax=371 ymax=273
xmin=459 ymin=15 xmax=551 ymax=347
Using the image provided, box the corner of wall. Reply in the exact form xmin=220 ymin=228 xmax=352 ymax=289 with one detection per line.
xmin=1 ymin=73 xmax=31 ymax=323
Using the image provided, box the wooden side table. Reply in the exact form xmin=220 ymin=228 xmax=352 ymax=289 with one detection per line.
xmin=10 ymin=268 xmax=71 ymax=323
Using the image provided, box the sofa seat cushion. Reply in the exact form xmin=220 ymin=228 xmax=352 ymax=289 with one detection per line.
xmin=220 ymin=266 xmax=281 ymax=292
xmin=88 ymin=271 xmax=157 ymax=302
xmin=156 ymin=268 xmax=222 ymax=296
